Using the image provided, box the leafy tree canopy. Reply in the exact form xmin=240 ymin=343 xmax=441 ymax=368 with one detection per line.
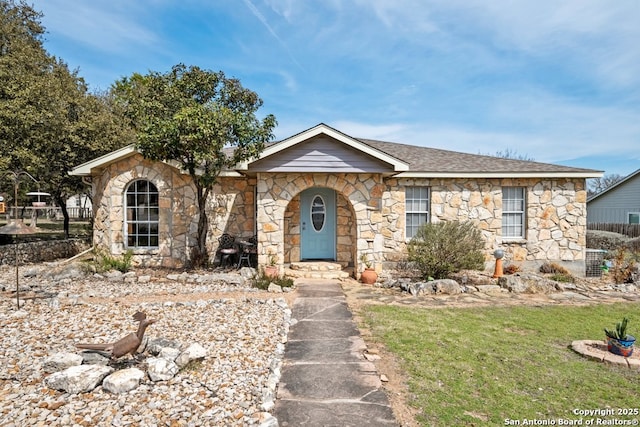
xmin=1 ymin=0 xmax=132 ymax=235
xmin=112 ymin=64 xmax=276 ymax=265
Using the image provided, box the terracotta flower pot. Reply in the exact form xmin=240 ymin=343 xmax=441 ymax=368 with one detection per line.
xmin=264 ymin=265 xmax=278 ymax=279
xmin=361 ymin=268 xmax=377 ymax=284
xmin=607 ymin=335 xmax=635 ymax=357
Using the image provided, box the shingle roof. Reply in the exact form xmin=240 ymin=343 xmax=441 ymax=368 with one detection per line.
xmin=358 ymin=138 xmax=601 ymax=175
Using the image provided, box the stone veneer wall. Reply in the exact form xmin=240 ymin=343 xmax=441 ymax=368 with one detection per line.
xmin=0 ymin=239 xmax=89 ymax=265
xmin=383 ymin=177 xmax=588 ymax=274
xmin=258 ymin=173 xmax=588 ymax=276
xmin=92 ymin=154 xmax=257 ymax=268
xmin=93 ymin=158 xmax=588 ymax=274
xmin=257 ymin=172 xmax=384 ymax=274
xmin=208 ymin=177 xmax=257 ymax=246
xmin=92 ymin=154 xmax=196 ymax=268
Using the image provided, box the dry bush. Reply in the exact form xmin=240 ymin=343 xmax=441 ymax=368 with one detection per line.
xmin=610 ymin=249 xmax=640 ymax=284
xmin=586 ymin=230 xmax=630 ymax=251
xmin=503 ymin=264 xmax=521 ymax=275
xmin=539 ymin=262 xmax=569 ymax=275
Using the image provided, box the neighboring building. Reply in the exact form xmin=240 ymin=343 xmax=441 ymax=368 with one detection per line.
xmin=587 ymin=169 xmax=640 ymax=224
xmin=65 ymin=193 xmax=93 ymax=219
xmin=69 ymin=123 xmax=602 ymax=276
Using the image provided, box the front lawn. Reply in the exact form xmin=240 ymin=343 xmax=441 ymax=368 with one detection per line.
xmin=362 ymin=303 xmax=640 ymax=426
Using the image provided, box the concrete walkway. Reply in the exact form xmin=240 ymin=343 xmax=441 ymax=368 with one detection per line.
xmin=274 ymin=280 xmax=397 ymax=426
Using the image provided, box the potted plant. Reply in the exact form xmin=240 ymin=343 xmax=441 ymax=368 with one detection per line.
xmin=264 ymin=250 xmax=279 ymax=279
xmin=360 ymin=253 xmax=377 ymax=284
xmin=604 ymin=317 xmax=635 ymax=357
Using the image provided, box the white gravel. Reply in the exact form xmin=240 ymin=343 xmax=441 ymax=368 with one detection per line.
xmin=0 ymin=263 xmax=292 ymax=426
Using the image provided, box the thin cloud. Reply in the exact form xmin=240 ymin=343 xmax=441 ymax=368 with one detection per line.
xmin=35 ymin=1 xmax=158 ymax=54
xmin=241 ymin=0 xmax=303 ymax=69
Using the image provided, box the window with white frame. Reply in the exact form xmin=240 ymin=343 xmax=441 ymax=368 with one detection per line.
xmin=502 ymin=187 xmax=525 ymax=238
xmin=629 ymin=213 xmax=640 ymax=224
xmin=125 ymin=180 xmax=159 ymax=248
xmin=405 ymin=186 xmax=430 ymax=239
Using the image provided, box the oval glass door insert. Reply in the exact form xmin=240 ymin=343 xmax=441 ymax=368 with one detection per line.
xmin=311 ymin=195 xmax=326 ymax=231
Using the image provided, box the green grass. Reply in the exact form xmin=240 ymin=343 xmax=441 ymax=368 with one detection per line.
xmin=362 ymin=303 xmax=640 ymax=426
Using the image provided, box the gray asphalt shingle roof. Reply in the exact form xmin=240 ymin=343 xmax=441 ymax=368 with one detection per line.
xmin=357 ymin=138 xmax=601 ymax=174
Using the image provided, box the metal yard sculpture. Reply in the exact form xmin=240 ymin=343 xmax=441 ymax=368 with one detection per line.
xmin=76 ymin=311 xmax=156 ymax=359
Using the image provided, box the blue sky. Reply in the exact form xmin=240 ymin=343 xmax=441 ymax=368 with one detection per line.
xmin=31 ymin=0 xmax=640 ymax=178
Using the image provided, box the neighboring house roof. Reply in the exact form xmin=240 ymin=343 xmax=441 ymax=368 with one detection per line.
xmin=69 ymin=123 xmax=603 ymax=179
xmin=587 ymin=168 xmax=640 ymax=203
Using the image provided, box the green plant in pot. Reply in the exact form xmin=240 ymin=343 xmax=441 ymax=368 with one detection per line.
xmin=604 ymin=317 xmax=635 ymax=357
xmin=264 ymin=250 xmax=279 ymax=278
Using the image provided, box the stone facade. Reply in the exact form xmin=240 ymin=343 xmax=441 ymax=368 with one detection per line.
xmin=91 ymin=156 xmax=588 ymax=275
xmin=384 ymin=177 xmax=588 ymax=274
xmin=92 ymin=154 xmax=196 ymax=268
xmin=257 ymin=174 xmax=588 ymax=276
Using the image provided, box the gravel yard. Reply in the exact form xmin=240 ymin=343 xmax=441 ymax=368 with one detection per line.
xmin=0 ymin=262 xmax=293 ymax=426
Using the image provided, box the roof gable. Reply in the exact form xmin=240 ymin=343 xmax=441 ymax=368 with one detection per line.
xmin=587 ymin=168 xmax=640 ymax=203
xmin=248 ymin=134 xmax=395 ymax=173
xmin=239 ymin=123 xmax=409 ymax=172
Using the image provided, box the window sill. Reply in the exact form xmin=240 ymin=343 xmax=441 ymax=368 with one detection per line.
xmin=500 ymin=238 xmax=527 ymax=245
xmin=125 ymin=247 xmax=159 ymax=254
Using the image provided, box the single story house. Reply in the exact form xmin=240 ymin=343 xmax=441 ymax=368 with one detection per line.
xmin=587 ymin=168 xmax=640 ymax=224
xmin=70 ymin=123 xmax=602 ymax=276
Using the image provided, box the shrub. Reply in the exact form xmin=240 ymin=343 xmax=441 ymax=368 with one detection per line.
xmin=624 ymin=237 xmax=640 ymax=253
xmin=586 ymin=230 xmax=630 ymax=251
xmin=407 ymin=221 xmax=485 ymax=280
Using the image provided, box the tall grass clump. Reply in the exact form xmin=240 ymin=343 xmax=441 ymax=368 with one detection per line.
xmin=95 ymin=249 xmax=134 ymax=273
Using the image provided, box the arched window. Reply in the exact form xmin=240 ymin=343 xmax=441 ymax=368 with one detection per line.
xmin=125 ymin=180 xmax=159 ymax=248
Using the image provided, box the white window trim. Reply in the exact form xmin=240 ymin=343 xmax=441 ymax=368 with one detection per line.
xmin=124 ymin=180 xmax=160 ymax=249
xmin=405 ymin=186 xmax=430 ymax=240
xmin=502 ymin=187 xmax=526 ymax=239
xmin=628 ymin=212 xmax=640 ymax=224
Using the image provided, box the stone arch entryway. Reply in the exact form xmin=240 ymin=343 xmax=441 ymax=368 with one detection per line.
xmin=283 ymin=187 xmax=357 ymax=267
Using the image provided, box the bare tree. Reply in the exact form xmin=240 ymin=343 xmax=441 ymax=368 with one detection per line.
xmin=481 ymin=149 xmax=535 ymax=161
xmin=588 ymin=174 xmax=624 ymax=196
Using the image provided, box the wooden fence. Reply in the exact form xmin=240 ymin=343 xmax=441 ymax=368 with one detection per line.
xmin=587 ymin=223 xmax=640 ymax=238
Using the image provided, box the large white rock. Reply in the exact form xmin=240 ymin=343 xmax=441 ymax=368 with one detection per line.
xmin=175 ymin=343 xmax=208 ymax=368
xmin=43 ymin=352 xmax=84 ymax=373
xmin=146 ymin=357 xmax=179 ymax=381
xmin=45 ymin=364 xmax=113 ymax=394
xmin=102 ymin=368 xmax=145 ymax=394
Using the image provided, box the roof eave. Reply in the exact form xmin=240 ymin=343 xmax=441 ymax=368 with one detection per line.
xmin=69 ymin=145 xmax=138 ymax=176
xmin=393 ymin=171 xmax=604 ymax=179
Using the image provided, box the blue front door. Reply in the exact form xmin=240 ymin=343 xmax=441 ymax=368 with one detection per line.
xmin=300 ymin=188 xmax=336 ymax=260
